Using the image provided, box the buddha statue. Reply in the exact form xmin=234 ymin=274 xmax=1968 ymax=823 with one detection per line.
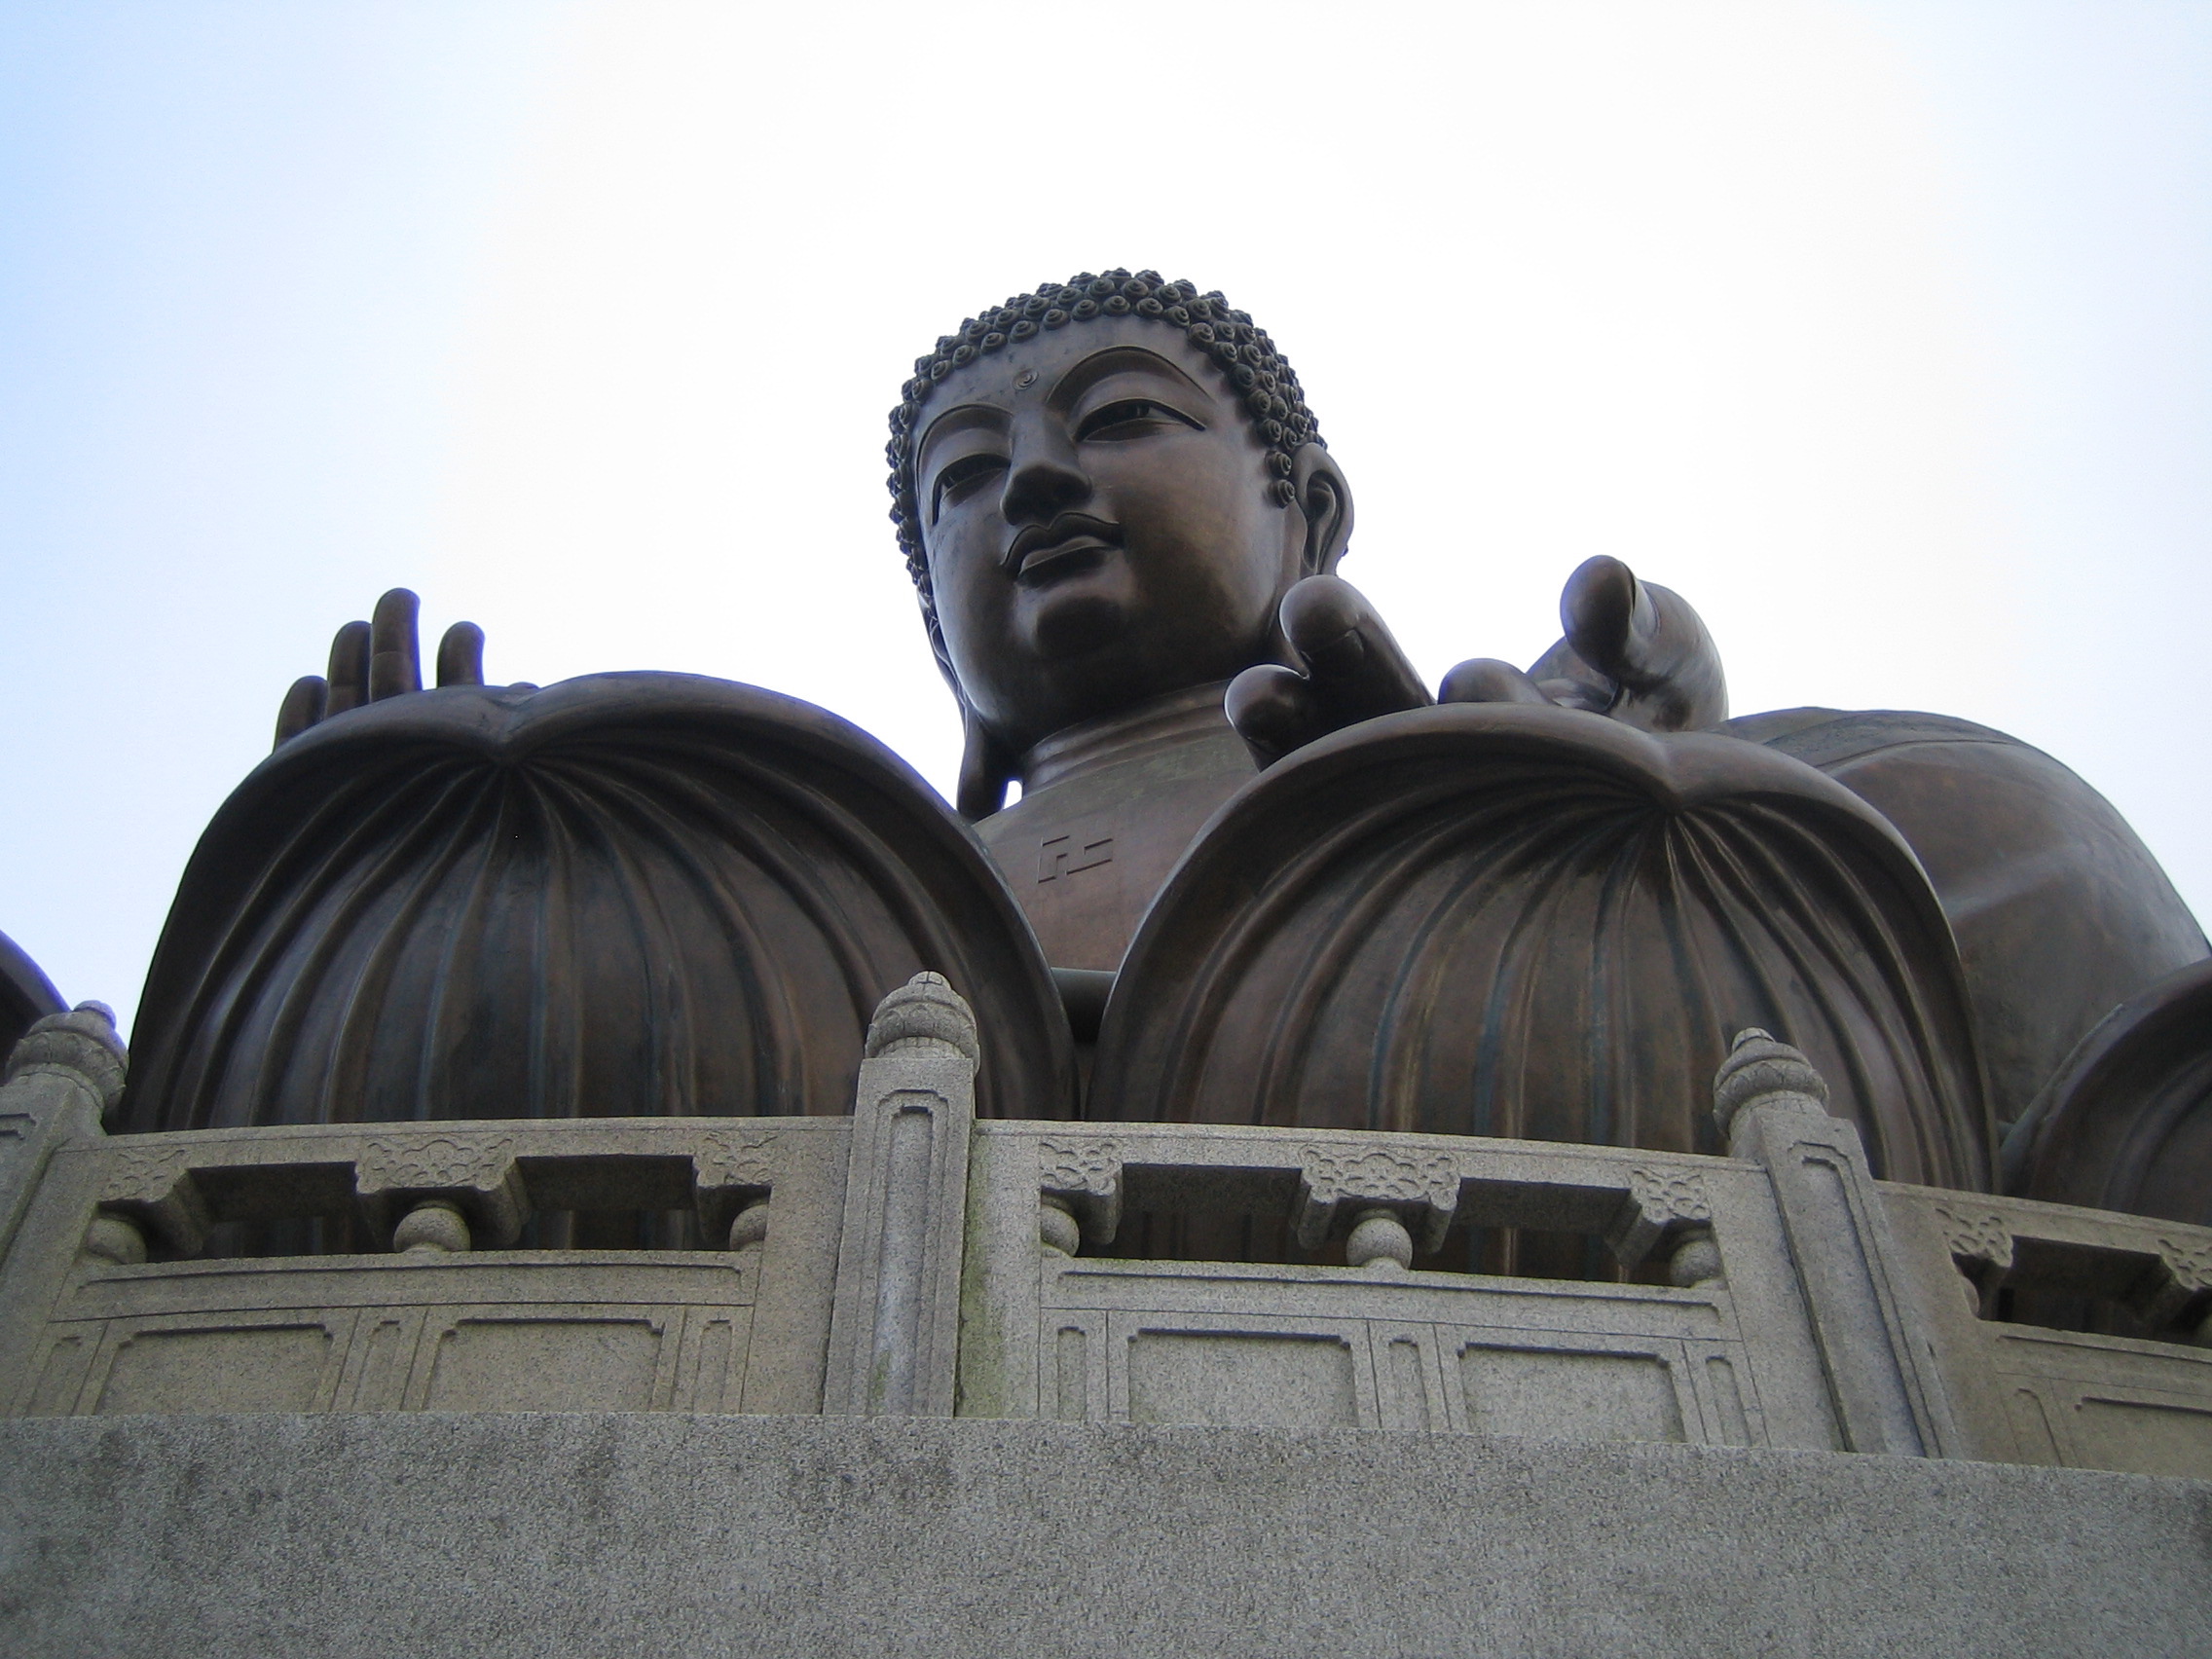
xmin=885 ymin=273 xmax=2202 ymax=1187
xmin=886 ymin=274 xmax=1726 ymax=970
xmin=116 ymin=269 xmax=2209 ymax=1233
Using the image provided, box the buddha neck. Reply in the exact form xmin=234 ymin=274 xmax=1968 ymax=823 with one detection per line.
xmin=1019 ymin=682 xmax=1238 ymax=794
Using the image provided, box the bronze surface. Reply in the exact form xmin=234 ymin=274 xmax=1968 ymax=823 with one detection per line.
xmin=2005 ymin=956 xmax=2212 ymax=1226
xmin=124 ymin=673 xmax=1073 ymax=1131
xmin=1088 ymin=702 xmax=1993 ymax=1192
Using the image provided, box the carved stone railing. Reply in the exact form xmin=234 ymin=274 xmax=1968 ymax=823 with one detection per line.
xmin=959 ymin=1027 xmax=1951 ymax=1453
xmin=0 ymin=996 xmax=846 ymax=1415
xmin=0 ymin=994 xmax=2205 ymax=1479
xmin=1881 ymin=1183 xmax=2212 ymax=1472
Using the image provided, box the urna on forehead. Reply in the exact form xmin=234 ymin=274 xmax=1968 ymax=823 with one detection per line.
xmin=884 ymin=270 xmax=1323 ymax=563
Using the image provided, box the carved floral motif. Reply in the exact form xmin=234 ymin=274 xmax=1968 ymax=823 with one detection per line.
xmin=1038 ymin=1139 xmax=1123 ymax=1245
xmin=100 ymin=1144 xmax=195 ymax=1204
xmin=1626 ymin=1167 xmax=1714 ymax=1226
xmin=1297 ymin=1144 xmax=1458 ymax=1250
xmin=694 ymin=1131 xmax=774 ymax=1191
xmin=1039 ymin=1139 xmax=1121 ymax=1198
xmin=93 ymin=1142 xmax=209 ymax=1250
xmin=1301 ymin=1146 xmax=1458 ymax=1210
xmin=2156 ymin=1237 xmax=2212 ymax=1294
xmin=357 ymin=1134 xmax=517 ymax=1192
xmin=2122 ymin=1235 xmax=2212 ymax=1330
xmin=1608 ymin=1167 xmax=1715 ymax=1269
xmin=1934 ymin=1204 xmax=2013 ymax=1272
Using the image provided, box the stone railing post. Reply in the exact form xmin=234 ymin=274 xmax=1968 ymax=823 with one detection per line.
xmin=1715 ymin=1029 xmax=1958 ymax=1456
xmin=823 ymin=973 xmax=978 ymax=1417
xmin=0 ymin=1004 xmax=130 ymax=1408
xmin=0 ymin=1005 xmax=126 ymax=1272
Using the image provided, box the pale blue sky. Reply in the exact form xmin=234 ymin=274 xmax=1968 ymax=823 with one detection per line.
xmin=3 ymin=2 xmax=2208 ymax=1032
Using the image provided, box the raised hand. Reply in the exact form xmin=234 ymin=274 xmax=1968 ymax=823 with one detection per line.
xmin=1440 ymin=556 xmax=1726 ymax=733
xmin=273 ymin=589 xmax=488 ymax=749
xmin=1227 ymin=557 xmax=1727 ymax=769
xmin=1225 ymin=575 xmax=1432 ymax=768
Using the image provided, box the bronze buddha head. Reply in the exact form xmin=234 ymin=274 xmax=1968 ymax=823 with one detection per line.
xmin=887 ymin=272 xmax=1353 ymax=814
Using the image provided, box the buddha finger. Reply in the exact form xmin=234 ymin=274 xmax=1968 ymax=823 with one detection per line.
xmin=1279 ymin=574 xmax=1431 ymax=725
xmin=274 ymin=675 xmax=328 ymax=750
xmin=1437 ymin=658 xmax=1553 ymax=708
xmin=324 ymin=619 xmax=372 ymax=715
xmin=436 ymin=621 xmax=486 ymax=687
xmin=1622 ymin=580 xmax=1724 ymax=717
xmin=1560 ymin=556 xmax=1709 ymax=695
xmin=1558 ymin=556 xmax=1650 ymax=685
xmin=1560 ymin=558 xmax=1725 ymax=730
xmin=1225 ymin=663 xmax=1332 ymax=769
xmin=367 ymin=588 xmax=423 ymax=702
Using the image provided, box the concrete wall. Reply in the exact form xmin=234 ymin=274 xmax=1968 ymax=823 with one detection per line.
xmin=1 ymin=1413 xmax=2205 ymax=1659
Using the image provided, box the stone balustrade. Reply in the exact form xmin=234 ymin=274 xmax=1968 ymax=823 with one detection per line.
xmin=0 ymin=982 xmax=2206 ymax=1479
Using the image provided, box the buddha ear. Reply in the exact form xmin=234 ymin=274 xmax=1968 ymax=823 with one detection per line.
xmin=1290 ymin=443 xmax=1353 ymax=576
xmin=955 ymin=703 xmax=1016 ymax=821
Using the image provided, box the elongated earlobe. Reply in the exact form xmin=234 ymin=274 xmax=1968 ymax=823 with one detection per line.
xmin=956 ymin=707 xmax=1016 ymax=821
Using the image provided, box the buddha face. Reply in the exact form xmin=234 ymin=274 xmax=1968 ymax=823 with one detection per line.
xmin=912 ymin=314 xmax=1338 ymax=757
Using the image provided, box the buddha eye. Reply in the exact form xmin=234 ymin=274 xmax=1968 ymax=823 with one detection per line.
xmin=1077 ymin=398 xmax=1204 ymax=441
xmin=930 ymin=452 xmax=1008 ymax=522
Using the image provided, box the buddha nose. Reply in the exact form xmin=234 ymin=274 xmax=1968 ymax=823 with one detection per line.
xmin=1000 ymin=437 xmax=1091 ymax=527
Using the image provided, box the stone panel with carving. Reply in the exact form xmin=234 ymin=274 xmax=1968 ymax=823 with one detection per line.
xmin=1039 ymin=1138 xmax=1122 ymax=1243
xmin=1295 ymin=1144 xmax=1459 ymax=1250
